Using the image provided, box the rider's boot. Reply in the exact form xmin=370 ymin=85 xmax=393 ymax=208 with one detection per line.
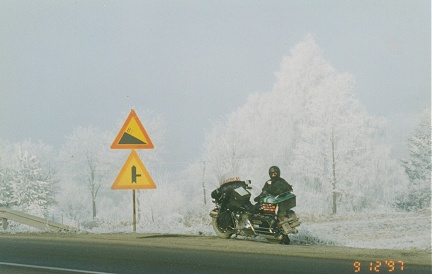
xmin=280 ymin=234 xmax=290 ymax=245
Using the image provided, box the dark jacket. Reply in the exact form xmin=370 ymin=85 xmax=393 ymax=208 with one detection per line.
xmin=261 ymin=177 xmax=293 ymax=196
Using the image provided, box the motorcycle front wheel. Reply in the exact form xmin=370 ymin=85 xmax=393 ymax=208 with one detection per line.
xmin=211 ymin=217 xmax=233 ymax=239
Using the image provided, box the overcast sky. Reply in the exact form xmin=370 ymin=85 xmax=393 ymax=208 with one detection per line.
xmin=0 ymin=0 xmax=430 ymax=165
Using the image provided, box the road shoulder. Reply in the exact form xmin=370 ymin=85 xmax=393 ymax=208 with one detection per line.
xmin=1 ymin=232 xmax=430 ymax=266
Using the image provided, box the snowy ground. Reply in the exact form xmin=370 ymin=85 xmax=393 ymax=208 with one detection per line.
xmin=99 ymin=209 xmax=431 ymax=251
xmin=290 ymin=209 xmax=431 ymax=251
xmin=4 ymin=209 xmax=431 ymax=251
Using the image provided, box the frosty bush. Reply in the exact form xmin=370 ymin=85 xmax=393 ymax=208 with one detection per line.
xmin=397 ymin=109 xmax=431 ymax=211
xmin=75 ymin=177 xmax=212 ymax=235
xmin=0 ymin=140 xmax=57 ymax=217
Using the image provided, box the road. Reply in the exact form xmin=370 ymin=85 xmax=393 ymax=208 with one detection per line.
xmin=0 ymin=233 xmax=430 ymax=273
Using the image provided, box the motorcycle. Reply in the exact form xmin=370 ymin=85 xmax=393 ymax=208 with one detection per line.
xmin=209 ymin=179 xmax=300 ymax=244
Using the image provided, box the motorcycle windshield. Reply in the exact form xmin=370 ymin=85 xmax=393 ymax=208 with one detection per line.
xmin=261 ymin=192 xmax=296 ymax=204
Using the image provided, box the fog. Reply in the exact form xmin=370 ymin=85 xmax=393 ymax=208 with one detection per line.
xmin=0 ymin=1 xmax=430 ymax=252
xmin=0 ymin=1 xmax=430 ymax=166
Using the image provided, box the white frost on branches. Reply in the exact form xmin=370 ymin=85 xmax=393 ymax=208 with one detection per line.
xmin=0 ymin=140 xmax=57 ymax=217
xmin=398 ymin=109 xmax=431 ymax=210
xmin=199 ymin=35 xmax=408 ymax=214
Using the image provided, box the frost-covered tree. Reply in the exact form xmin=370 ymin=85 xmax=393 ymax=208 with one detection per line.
xmin=59 ymin=126 xmax=115 ymax=219
xmin=198 ymin=35 xmax=407 ymax=214
xmin=56 ymin=183 xmax=92 ymax=225
xmin=278 ymin=38 xmax=400 ymax=213
xmin=399 ymin=109 xmax=431 ymax=210
xmin=0 ymin=140 xmax=58 ymax=216
xmin=0 ymin=139 xmax=13 ymax=207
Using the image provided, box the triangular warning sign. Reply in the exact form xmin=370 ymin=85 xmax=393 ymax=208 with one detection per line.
xmin=111 ymin=150 xmax=156 ymax=190
xmin=111 ymin=109 xmax=154 ymax=149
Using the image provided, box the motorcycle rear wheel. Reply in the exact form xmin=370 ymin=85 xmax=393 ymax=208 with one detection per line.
xmin=211 ymin=217 xmax=233 ymax=239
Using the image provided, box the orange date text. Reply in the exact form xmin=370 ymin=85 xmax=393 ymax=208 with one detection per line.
xmin=353 ymin=260 xmax=404 ymax=272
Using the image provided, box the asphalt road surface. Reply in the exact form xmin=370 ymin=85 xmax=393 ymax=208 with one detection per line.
xmin=0 ymin=234 xmax=430 ymax=273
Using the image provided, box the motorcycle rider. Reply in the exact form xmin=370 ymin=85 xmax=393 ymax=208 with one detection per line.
xmin=254 ymin=166 xmax=293 ymax=207
xmin=254 ymin=166 xmax=294 ymax=244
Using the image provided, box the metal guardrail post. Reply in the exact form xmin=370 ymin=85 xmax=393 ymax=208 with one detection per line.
xmin=2 ymin=218 xmax=8 ymax=230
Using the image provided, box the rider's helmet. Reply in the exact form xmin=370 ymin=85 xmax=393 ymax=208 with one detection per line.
xmin=269 ymin=166 xmax=280 ymax=179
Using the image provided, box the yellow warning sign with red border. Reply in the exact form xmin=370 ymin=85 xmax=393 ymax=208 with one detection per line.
xmin=111 ymin=150 xmax=156 ymax=190
xmin=111 ymin=109 xmax=154 ymax=149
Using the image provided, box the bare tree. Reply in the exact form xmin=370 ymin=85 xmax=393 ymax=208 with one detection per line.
xmin=60 ymin=126 xmax=114 ymax=219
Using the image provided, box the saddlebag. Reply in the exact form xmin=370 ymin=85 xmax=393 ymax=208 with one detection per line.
xmin=283 ymin=193 xmax=296 ymax=209
xmin=259 ymin=193 xmax=297 ymax=215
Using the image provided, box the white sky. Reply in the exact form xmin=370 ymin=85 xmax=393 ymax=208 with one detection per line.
xmin=0 ymin=0 xmax=430 ymax=165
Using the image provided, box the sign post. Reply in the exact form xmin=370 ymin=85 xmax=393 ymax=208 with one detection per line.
xmin=111 ymin=109 xmax=156 ymax=232
xmin=132 ymin=190 xmax=136 ymax=232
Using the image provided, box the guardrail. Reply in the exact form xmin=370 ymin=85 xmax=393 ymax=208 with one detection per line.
xmin=0 ymin=207 xmax=77 ymax=232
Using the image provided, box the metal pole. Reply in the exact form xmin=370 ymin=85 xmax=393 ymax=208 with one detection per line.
xmin=132 ymin=190 xmax=136 ymax=232
xmin=2 ymin=218 xmax=8 ymax=230
xmin=202 ymin=161 xmax=207 ymax=206
xmin=331 ymin=128 xmax=337 ymax=215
